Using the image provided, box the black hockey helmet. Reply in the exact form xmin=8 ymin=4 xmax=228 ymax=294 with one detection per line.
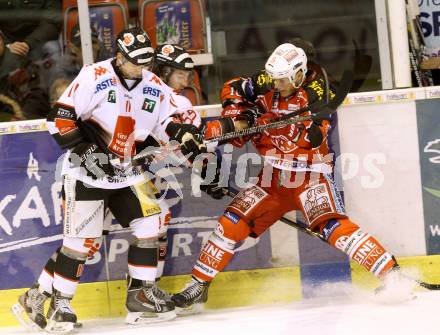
xmin=116 ymin=27 xmax=154 ymax=65
xmin=153 ymin=44 xmax=194 ymax=83
xmin=154 ymin=44 xmax=195 ymax=70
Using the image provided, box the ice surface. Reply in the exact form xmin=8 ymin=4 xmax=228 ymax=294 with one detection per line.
xmin=3 ymin=285 xmax=440 ymax=335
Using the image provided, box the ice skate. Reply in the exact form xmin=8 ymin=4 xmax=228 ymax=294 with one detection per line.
xmin=45 ymin=290 xmax=77 ymax=334
xmin=171 ymin=276 xmax=210 ymax=315
xmin=125 ymin=280 xmax=176 ymax=325
xmin=11 ymin=284 xmax=50 ymax=331
xmin=374 ymin=266 xmax=417 ymax=303
xmin=153 ymin=280 xmax=173 ymax=302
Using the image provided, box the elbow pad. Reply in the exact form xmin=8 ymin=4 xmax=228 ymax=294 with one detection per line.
xmin=47 ymin=104 xmax=86 ymax=150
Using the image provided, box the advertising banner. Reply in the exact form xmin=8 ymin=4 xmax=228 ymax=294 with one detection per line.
xmin=0 ymin=131 xmax=272 ymax=289
xmin=155 ymin=0 xmax=193 ymax=49
xmin=416 ymin=98 xmax=440 ymax=254
xmin=419 ymin=0 xmax=440 ymax=57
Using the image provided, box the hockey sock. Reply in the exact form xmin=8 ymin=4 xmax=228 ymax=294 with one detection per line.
xmin=192 ymin=232 xmax=235 ymax=282
xmin=37 ymin=247 xmax=61 ymax=294
xmin=156 ymin=234 xmax=167 ymax=280
xmin=320 ymin=218 xmax=396 ymax=277
xmin=53 ymin=248 xmax=87 ymax=296
xmin=127 ymin=241 xmax=158 ymax=282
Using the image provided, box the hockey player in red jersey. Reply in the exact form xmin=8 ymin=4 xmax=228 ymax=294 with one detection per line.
xmin=171 ymin=43 xmax=399 ymax=314
xmin=11 ymin=27 xmax=206 ymax=332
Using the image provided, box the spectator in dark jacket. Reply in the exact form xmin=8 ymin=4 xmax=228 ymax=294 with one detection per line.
xmin=0 ymin=0 xmax=61 ymax=120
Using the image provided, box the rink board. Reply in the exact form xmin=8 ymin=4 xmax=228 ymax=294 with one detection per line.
xmin=2 ymin=87 xmax=440 ymax=326
xmin=2 ymin=255 xmax=440 ymax=327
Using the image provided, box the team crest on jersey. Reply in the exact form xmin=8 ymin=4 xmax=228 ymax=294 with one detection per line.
xmin=136 ymin=34 xmax=146 ymax=43
xmin=142 ymin=98 xmax=156 ymax=113
xmin=108 ymin=90 xmax=116 ymax=103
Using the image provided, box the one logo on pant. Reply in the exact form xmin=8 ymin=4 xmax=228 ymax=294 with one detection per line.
xmin=300 ymin=184 xmax=334 ymax=223
xmin=230 ymin=186 xmax=268 ymax=215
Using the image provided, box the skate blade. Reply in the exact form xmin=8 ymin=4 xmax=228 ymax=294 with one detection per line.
xmin=125 ymin=310 xmax=176 ymax=325
xmin=11 ymin=302 xmax=45 ymax=332
xmin=175 ymin=303 xmax=204 ymax=316
xmin=45 ymin=319 xmax=75 ymax=334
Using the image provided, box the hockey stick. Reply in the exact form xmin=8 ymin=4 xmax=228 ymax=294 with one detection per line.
xmin=205 ymin=70 xmax=354 ymax=145
xmin=132 ymin=71 xmax=353 ymax=164
xmin=223 ymin=188 xmax=440 ymax=290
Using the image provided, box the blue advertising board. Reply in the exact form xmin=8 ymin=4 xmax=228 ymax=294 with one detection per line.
xmin=0 ymin=130 xmax=272 ymax=289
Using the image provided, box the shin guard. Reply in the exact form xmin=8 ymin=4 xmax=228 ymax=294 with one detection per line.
xmin=321 ymin=218 xmax=396 ymax=277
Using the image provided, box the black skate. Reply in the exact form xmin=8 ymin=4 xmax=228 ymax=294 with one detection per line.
xmin=125 ymin=280 xmax=176 ymax=324
xmin=171 ymin=276 xmax=210 ymax=315
xmin=11 ymin=284 xmax=50 ymax=331
xmin=46 ymin=290 xmax=77 ymax=334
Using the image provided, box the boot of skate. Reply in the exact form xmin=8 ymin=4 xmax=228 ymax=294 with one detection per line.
xmin=171 ymin=276 xmax=210 ymax=315
xmin=11 ymin=283 xmax=50 ymax=330
xmin=46 ymin=289 xmax=77 ymax=334
xmin=125 ymin=277 xmax=176 ymax=324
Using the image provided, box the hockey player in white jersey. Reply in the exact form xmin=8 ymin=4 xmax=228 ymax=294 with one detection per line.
xmin=11 ymin=27 xmax=206 ymax=333
xmin=150 ymin=44 xmax=202 ymax=288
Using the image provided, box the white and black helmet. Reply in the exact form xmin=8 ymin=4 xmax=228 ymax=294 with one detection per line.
xmin=116 ymin=27 xmax=154 ymax=65
xmin=154 ymin=44 xmax=195 ymax=70
xmin=265 ymin=43 xmax=307 ymax=88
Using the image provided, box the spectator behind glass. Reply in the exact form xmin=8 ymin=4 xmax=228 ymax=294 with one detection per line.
xmin=0 ymin=0 xmax=61 ymax=120
xmin=0 ymin=0 xmax=61 ymax=70
xmin=48 ymin=24 xmax=103 ymax=106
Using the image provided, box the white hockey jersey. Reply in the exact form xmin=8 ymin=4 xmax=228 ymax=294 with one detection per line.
xmin=152 ymin=92 xmax=202 ymax=142
xmin=47 ymin=58 xmax=179 ymax=189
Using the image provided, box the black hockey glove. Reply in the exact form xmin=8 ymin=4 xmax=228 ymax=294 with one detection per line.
xmin=200 ymin=157 xmax=225 ymax=200
xmin=306 ymin=123 xmax=324 ymax=148
xmin=166 ymin=122 xmax=206 ymax=162
xmin=70 ymin=142 xmax=114 ymax=180
xmin=236 ymin=105 xmax=264 ymax=128
xmin=231 ymin=77 xmax=257 ymax=102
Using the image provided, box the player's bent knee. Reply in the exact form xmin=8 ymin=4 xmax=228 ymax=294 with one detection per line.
xmin=62 ymin=237 xmax=102 ymax=259
xmin=318 ymin=218 xmax=358 ymax=243
xmin=130 ymin=215 xmax=161 ymax=239
xmin=218 ymin=211 xmax=251 ymax=242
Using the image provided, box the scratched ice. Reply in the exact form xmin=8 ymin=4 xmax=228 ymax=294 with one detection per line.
xmin=2 ymin=282 xmax=439 ymax=335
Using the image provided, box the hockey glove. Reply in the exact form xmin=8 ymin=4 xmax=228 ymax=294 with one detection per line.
xmin=200 ymin=156 xmax=225 ymax=200
xmin=166 ymin=122 xmax=206 ymax=162
xmin=70 ymin=142 xmax=114 ymax=180
xmin=236 ymin=105 xmax=264 ymax=128
xmin=306 ymin=122 xmax=324 ymax=148
xmin=230 ymin=77 xmax=257 ymax=102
